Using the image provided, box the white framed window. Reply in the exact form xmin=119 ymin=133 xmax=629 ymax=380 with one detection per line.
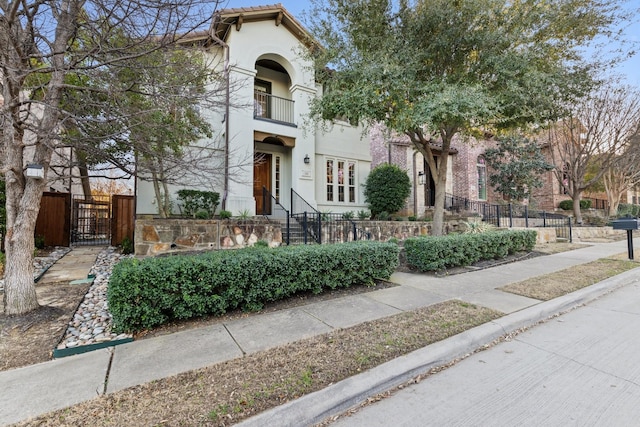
xmin=326 ymin=158 xmax=357 ymax=203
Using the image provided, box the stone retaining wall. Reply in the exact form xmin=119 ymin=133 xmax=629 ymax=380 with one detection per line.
xmin=135 ymin=217 xmax=621 ymax=256
xmin=571 ymin=226 xmax=627 ymax=242
xmin=135 ymin=217 xmax=471 ymax=256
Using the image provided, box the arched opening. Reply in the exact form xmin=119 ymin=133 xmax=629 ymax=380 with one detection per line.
xmin=254 ymin=56 xmax=295 ymax=125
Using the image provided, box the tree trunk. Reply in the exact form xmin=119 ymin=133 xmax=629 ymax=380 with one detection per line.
xmin=573 ymin=192 xmax=583 ymax=225
xmin=151 ymin=168 xmax=167 ymax=218
xmin=608 ymin=193 xmax=622 ymax=218
xmin=407 ymin=128 xmax=452 ymax=236
xmin=3 ymin=218 xmax=38 ymax=315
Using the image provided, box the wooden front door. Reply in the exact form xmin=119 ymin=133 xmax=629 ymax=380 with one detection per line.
xmin=254 ymin=152 xmax=272 ymax=215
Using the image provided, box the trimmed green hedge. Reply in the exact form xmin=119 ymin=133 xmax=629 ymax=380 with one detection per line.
xmin=558 ymin=199 xmax=591 ymax=210
xmin=108 ymin=242 xmax=399 ymax=333
xmin=404 ymin=230 xmax=537 ymax=272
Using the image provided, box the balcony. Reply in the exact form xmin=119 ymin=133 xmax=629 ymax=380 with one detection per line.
xmin=254 ymin=91 xmax=296 ymax=126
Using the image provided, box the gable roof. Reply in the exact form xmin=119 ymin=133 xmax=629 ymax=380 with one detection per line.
xmin=210 ymin=4 xmax=319 ymax=50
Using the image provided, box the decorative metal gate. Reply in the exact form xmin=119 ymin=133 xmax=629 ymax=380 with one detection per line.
xmin=71 ymin=195 xmax=111 ymax=246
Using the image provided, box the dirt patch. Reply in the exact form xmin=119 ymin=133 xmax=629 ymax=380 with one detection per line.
xmin=0 ymin=281 xmax=90 ymax=371
xmin=14 ymin=301 xmax=500 ymax=427
xmin=500 ymin=253 xmax=640 ymax=300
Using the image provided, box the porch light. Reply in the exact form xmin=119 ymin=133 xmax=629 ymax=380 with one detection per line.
xmin=304 ymin=154 xmax=310 ymax=164
xmin=418 ymin=171 xmax=426 ymax=185
xmin=26 ymin=164 xmax=44 ymax=179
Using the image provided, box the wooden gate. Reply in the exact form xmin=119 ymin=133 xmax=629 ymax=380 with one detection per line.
xmin=36 ymin=192 xmax=135 ymax=247
xmin=35 ymin=192 xmax=71 ymax=247
xmin=111 ymin=195 xmax=135 ymax=246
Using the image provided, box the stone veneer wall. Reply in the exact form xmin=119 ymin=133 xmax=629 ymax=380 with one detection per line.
xmin=135 ymin=217 xmax=610 ymax=257
xmin=135 ymin=217 xmax=473 ymax=256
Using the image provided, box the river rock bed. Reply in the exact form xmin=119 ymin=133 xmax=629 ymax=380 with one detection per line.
xmin=57 ymin=247 xmax=133 ymax=350
xmin=0 ymin=246 xmax=71 ymax=293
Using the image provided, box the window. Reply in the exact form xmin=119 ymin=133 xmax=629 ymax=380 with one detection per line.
xmin=326 ymin=158 xmax=357 ymax=203
xmin=477 ymin=156 xmax=487 ymax=201
xmin=326 ymin=159 xmax=334 ymax=202
xmin=274 ymin=155 xmax=281 ymax=203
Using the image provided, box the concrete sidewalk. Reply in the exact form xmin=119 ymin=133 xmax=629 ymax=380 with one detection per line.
xmin=1 ymin=240 xmax=639 ymax=426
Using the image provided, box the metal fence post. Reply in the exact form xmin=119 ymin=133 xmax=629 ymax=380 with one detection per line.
xmin=303 ymin=211 xmax=308 ymax=245
xmin=509 ymin=203 xmax=513 ymax=228
xmin=496 ymin=205 xmax=501 ymax=228
xmin=543 ymin=211 xmax=547 ymax=227
xmin=568 ymin=217 xmax=572 ymax=243
xmin=318 ymin=212 xmax=322 ymax=245
xmin=286 ymin=214 xmax=290 ymax=245
xmin=525 ymin=205 xmax=529 ymax=228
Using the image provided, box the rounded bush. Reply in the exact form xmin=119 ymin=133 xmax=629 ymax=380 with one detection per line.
xmin=364 ymin=164 xmax=411 ymax=219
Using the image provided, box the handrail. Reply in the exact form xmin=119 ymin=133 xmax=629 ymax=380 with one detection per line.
xmin=262 ymin=186 xmax=290 ymax=245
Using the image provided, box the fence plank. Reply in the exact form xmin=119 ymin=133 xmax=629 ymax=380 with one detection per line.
xmin=35 ymin=192 xmax=71 ymax=247
xmin=111 ymin=195 xmax=135 ymax=246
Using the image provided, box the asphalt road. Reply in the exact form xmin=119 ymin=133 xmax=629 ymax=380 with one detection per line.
xmin=331 ymin=280 xmax=640 ymax=427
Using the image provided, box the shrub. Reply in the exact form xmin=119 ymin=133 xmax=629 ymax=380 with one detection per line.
xmin=34 ymin=235 xmax=45 ymax=250
xmin=404 ymin=230 xmax=536 ymax=272
xmin=617 ymin=203 xmax=640 ymax=217
xmin=377 ymin=211 xmax=391 ymax=221
xmin=357 ymin=210 xmax=370 ymax=220
xmin=364 ymin=164 xmax=411 ymax=218
xmin=342 ymin=211 xmax=355 ymax=220
xmin=558 ymin=199 xmax=592 ymax=210
xmin=236 ymin=209 xmax=251 ymax=219
xmin=177 ymin=189 xmax=220 ymax=218
xmin=120 ymin=236 xmax=134 ymax=255
xmin=108 ymin=242 xmax=399 ymax=333
xmin=219 ymin=210 xmax=232 ymax=219
xmin=462 ymin=220 xmax=494 ymax=234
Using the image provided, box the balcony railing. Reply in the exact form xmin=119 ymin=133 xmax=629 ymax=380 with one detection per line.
xmin=254 ymin=91 xmax=295 ymax=126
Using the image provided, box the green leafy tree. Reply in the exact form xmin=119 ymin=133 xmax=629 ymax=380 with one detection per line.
xmin=306 ymin=0 xmax=629 ymax=235
xmin=483 ymin=136 xmax=554 ymax=202
xmin=364 ymin=164 xmax=411 ymax=218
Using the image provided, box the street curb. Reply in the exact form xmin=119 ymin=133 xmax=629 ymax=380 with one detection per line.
xmin=236 ymin=267 xmax=640 ymax=427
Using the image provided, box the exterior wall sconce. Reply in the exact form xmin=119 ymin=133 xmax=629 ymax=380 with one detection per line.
xmin=304 ymin=154 xmax=310 ymax=164
xmin=418 ymin=171 xmax=426 ymax=185
xmin=26 ymin=164 xmax=44 ymax=179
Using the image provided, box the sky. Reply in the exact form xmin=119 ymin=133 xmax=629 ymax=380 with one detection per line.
xmin=222 ymin=0 xmax=640 ymax=87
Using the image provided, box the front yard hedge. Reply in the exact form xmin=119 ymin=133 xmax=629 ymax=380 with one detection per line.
xmin=404 ymin=229 xmax=537 ymax=272
xmin=108 ymin=242 xmax=399 ymax=333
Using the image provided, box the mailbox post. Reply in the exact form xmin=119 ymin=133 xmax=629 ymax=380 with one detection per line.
xmin=612 ymin=217 xmax=639 ymax=260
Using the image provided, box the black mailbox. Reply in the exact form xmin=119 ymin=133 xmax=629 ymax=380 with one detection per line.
xmin=612 ymin=218 xmax=640 ymax=230
xmin=613 ymin=217 xmax=638 ymax=260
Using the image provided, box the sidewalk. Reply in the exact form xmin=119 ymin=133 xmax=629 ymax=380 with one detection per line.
xmin=1 ymin=240 xmax=639 ymax=426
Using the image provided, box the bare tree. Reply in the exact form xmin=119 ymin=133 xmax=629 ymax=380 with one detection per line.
xmin=602 ymin=134 xmax=640 ymax=216
xmin=547 ymin=82 xmax=640 ymax=224
xmin=0 ymin=0 xmax=221 ymax=314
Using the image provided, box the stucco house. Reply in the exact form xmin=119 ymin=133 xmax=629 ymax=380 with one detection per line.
xmin=135 ymin=4 xmax=371 ymax=218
